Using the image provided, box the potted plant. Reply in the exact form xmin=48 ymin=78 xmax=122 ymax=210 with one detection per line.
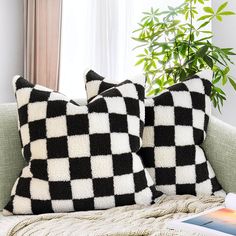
xmin=133 ymin=0 xmax=235 ymax=111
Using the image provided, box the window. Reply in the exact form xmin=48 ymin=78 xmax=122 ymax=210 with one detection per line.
xmin=59 ymin=0 xmax=210 ymax=98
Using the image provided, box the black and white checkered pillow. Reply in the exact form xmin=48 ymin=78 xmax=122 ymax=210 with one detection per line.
xmin=85 ymin=70 xmax=225 ymax=196
xmin=3 ymin=76 xmax=162 ymax=215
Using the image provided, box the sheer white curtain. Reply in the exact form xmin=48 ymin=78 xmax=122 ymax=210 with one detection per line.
xmin=59 ymin=0 xmax=206 ymax=98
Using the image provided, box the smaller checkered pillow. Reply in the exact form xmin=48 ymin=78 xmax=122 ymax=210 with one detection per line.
xmin=3 ymin=76 xmax=162 ymax=215
xmin=85 ymin=70 xmax=226 ymax=197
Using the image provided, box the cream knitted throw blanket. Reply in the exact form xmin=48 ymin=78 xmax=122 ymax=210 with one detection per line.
xmin=7 ymin=195 xmax=224 ymax=236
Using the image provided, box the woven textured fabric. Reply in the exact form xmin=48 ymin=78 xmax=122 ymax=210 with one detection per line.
xmin=3 ymin=76 xmax=162 ymax=215
xmin=85 ymin=70 xmax=225 ymax=196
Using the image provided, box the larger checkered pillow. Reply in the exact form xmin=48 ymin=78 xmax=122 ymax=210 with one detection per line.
xmin=3 ymin=76 xmax=162 ymax=215
xmin=85 ymin=70 xmax=225 ymax=197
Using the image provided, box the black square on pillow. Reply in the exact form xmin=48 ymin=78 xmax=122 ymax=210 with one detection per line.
xmin=115 ymin=194 xmax=135 ymax=206
xmin=49 ymin=181 xmax=72 ymax=200
xmin=15 ymin=178 xmax=31 ymax=198
xmin=155 ymin=168 xmax=176 ymax=185
xmin=109 ymin=114 xmax=128 ymax=133
xmin=31 ymin=200 xmax=53 ymax=214
xmin=154 ymin=126 xmax=175 ymax=146
xmin=176 ymin=146 xmax=195 ymax=166
xmin=113 ymin=153 xmax=133 ymax=175
xmin=191 ymin=92 xmax=205 ymax=111
xmin=93 ymin=178 xmax=114 ymax=197
xmin=176 ymin=184 xmax=196 ymax=195
xmin=47 ymin=100 xmax=67 ymax=118
xmin=69 ymin=158 xmax=92 ymax=179
xmin=154 ymin=92 xmax=173 ymax=106
xmin=145 ymin=106 xmax=154 ymax=126
xmin=47 ymin=137 xmax=68 ymax=158
xmin=66 ymin=115 xmax=89 ymax=135
xmin=138 ymin=148 xmax=155 ymax=168
xmin=73 ymin=199 xmax=94 ymax=211
xmin=29 ymin=120 xmax=46 ymax=141
xmin=18 ymin=105 xmax=28 ymax=126
xmin=125 ymin=97 xmax=140 ymax=117
xmin=175 ymin=107 xmax=192 ymax=126
xmin=196 ymin=162 xmax=209 ymax=183
xmin=90 ymin=134 xmax=111 ymax=155
xmin=30 ymin=89 xmax=50 ymax=102
xmin=88 ymin=99 xmax=108 ymax=113
xmin=134 ymin=171 xmax=147 ymax=192
xmin=30 ymin=160 xmax=48 ymax=180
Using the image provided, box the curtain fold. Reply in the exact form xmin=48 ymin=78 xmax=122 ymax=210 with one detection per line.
xmin=24 ymin=0 xmax=62 ymax=90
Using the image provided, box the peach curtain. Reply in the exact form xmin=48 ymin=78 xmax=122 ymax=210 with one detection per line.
xmin=24 ymin=0 xmax=62 ymax=90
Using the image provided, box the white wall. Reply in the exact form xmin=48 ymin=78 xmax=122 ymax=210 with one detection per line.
xmin=212 ymin=0 xmax=236 ymax=126
xmin=0 ymin=0 xmax=24 ymax=103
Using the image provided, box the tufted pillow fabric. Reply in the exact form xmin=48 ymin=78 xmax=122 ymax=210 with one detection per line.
xmin=3 ymin=76 xmax=162 ymax=215
xmin=85 ymin=70 xmax=225 ymax=197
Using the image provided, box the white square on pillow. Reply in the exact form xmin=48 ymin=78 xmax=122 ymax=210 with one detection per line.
xmin=117 ymin=84 xmax=138 ymax=99
xmin=71 ymin=179 xmax=94 ymax=199
xmin=30 ymin=139 xmax=47 ymax=159
xmin=16 ymin=88 xmax=32 ymax=108
xmin=171 ymin=91 xmax=192 ymax=108
xmin=67 ymin=103 xmax=88 ymax=115
xmin=127 ymin=115 xmax=140 ymax=136
xmin=175 ymin=126 xmax=194 ymax=146
xmin=30 ymin=179 xmax=50 ymax=200
xmin=192 ymin=109 xmax=205 ymax=130
xmin=89 ymin=113 xmax=110 ymax=134
xmin=105 ymin=97 xmax=127 ymax=114
xmin=20 ymin=124 xmax=30 ymax=146
xmin=86 ymin=80 xmax=101 ymax=100
xmin=207 ymin=162 xmax=216 ymax=179
xmin=176 ymin=165 xmax=196 ymax=184
xmin=195 ymin=146 xmax=206 ymax=164
xmin=52 ymin=200 xmax=74 ymax=213
xmin=46 ymin=116 xmax=67 ymax=138
xmin=155 ymin=146 xmax=176 ymax=168
xmin=114 ymin=174 xmax=134 ymax=195
xmin=94 ymin=196 xmax=115 ymax=209
xmin=135 ymin=188 xmax=152 ymax=205
xmin=184 ymin=79 xmax=205 ymax=94
xmin=13 ymin=196 xmax=32 ymax=215
xmin=67 ymin=135 xmax=90 ymax=158
xmin=91 ymin=155 xmax=113 ymax=178
xmin=156 ymin=185 xmax=176 ymax=195
xmin=110 ymin=133 xmax=130 ymax=154
xmin=48 ymin=158 xmax=70 ymax=181
xmin=142 ymin=127 xmax=154 ymax=147
xmin=196 ymin=180 xmax=212 ymax=195
xmin=154 ymin=106 xmax=175 ymax=126
xmin=132 ymin=153 xmax=144 ymax=173
xmin=28 ymin=102 xmax=47 ymax=122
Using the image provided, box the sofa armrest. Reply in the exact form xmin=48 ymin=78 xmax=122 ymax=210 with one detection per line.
xmin=202 ymin=116 xmax=236 ymax=193
xmin=0 ymin=104 xmax=26 ymax=211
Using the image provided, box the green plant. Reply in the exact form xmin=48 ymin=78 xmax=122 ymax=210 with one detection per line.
xmin=133 ymin=0 xmax=236 ymax=111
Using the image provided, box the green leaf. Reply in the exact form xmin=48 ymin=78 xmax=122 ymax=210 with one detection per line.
xmin=203 ymin=55 xmax=214 ymax=68
xmin=229 ymin=78 xmax=236 ymax=90
xmin=216 ymin=15 xmax=223 ymax=21
xmin=197 ymin=15 xmax=212 ymax=21
xmin=222 ymin=75 xmax=228 ymax=85
xmin=219 ymin=11 xmax=235 ymax=15
xmin=135 ymin=58 xmax=145 ymax=66
xmin=203 ymin=7 xmax=214 ymax=14
xmin=197 ymin=45 xmax=208 ymax=57
xmin=217 ymin=2 xmax=228 ymax=13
